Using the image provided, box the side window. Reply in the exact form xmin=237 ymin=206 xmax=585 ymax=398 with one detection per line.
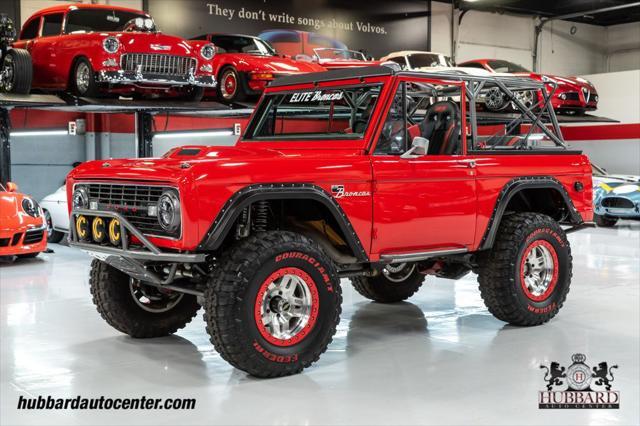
xmin=375 ymin=81 xmax=464 ymax=156
xmin=20 ymin=18 xmax=40 ymax=40
xmin=461 ymin=62 xmax=485 ymax=70
xmin=386 ymin=56 xmax=408 ymax=69
xmin=41 ymin=13 xmax=63 ymax=37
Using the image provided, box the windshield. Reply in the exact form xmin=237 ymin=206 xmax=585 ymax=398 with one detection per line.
xmin=407 ymin=53 xmax=453 ymax=68
xmin=487 ymin=60 xmax=530 ymax=73
xmin=65 ymin=9 xmax=150 ymax=33
xmin=210 ymin=35 xmax=276 ymax=55
xmin=245 ymin=84 xmax=382 ymax=140
xmin=314 ymin=48 xmax=366 ymax=61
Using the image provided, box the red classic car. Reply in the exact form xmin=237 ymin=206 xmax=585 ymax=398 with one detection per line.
xmin=458 ymin=59 xmax=598 ymax=114
xmin=0 ymin=182 xmax=47 ymax=259
xmin=190 ymin=33 xmax=325 ymax=102
xmin=2 ymin=4 xmax=216 ymax=100
xmin=258 ymin=29 xmax=380 ymax=70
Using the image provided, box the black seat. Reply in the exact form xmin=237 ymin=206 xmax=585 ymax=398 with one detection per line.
xmin=418 ymin=101 xmax=461 ymax=155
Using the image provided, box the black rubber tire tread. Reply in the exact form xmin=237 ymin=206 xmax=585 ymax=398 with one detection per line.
xmin=476 ymin=212 xmax=572 ymax=326
xmin=350 ymin=267 xmax=425 ymax=303
xmin=89 ymin=259 xmax=200 ymax=338
xmin=181 ymin=86 xmax=205 ymax=102
xmin=44 ymin=210 xmax=64 ymax=244
xmin=203 ymin=231 xmax=341 ymax=378
xmin=594 ymin=213 xmax=618 ymax=228
xmin=3 ymin=49 xmax=32 ymax=94
xmin=70 ymin=57 xmax=99 ymax=97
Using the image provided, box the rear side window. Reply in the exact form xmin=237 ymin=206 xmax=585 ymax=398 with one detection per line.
xmin=20 ymin=18 xmax=40 ymax=40
xmin=41 ymin=13 xmax=63 ymax=37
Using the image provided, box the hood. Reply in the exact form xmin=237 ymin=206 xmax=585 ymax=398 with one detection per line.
xmin=228 ymin=54 xmax=325 ymax=73
xmin=109 ymin=32 xmax=205 ymax=57
xmin=593 ymin=175 xmax=640 ymax=197
xmin=519 ymin=72 xmax=596 ymax=90
xmin=41 ymin=186 xmax=66 ymax=203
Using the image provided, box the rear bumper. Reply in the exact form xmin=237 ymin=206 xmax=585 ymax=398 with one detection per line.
xmin=97 ymin=70 xmax=216 ymax=88
xmin=0 ymin=224 xmax=47 ymax=256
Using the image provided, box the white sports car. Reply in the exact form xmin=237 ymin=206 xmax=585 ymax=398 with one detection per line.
xmin=40 ymin=186 xmax=68 ymax=243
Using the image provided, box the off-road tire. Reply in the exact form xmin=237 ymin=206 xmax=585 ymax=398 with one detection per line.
xmin=203 ymin=231 xmax=341 ymax=378
xmin=44 ymin=210 xmax=64 ymax=244
xmin=1 ymin=48 xmax=32 ymax=94
xmin=89 ymin=259 xmax=200 ymax=338
xmin=594 ymin=213 xmax=618 ymax=228
xmin=476 ymin=213 xmax=572 ymax=326
xmin=350 ymin=264 xmax=425 ymax=303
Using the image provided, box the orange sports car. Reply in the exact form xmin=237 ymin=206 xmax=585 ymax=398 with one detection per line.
xmin=0 ymin=182 xmax=47 ymax=259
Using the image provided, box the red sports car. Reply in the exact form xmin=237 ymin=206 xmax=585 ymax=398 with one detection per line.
xmin=0 ymin=182 xmax=47 ymax=259
xmin=258 ymin=29 xmax=380 ymax=70
xmin=2 ymin=4 xmax=216 ymax=100
xmin=190 ymin=33 xmax=325 ymax=102
xmin=458 ymin=59 xmax=598 ymax=114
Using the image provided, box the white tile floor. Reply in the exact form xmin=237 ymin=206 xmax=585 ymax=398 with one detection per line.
xmin=1 ymin=224 xmax=638 ymax=425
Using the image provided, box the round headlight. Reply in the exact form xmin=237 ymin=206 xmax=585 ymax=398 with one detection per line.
xmin=144 ymin=18 xmax=154 ymax=30
xmin=103 ymin=37 xmax=120 ymax=54
xmin=157 ymin=191 xmax=181 ymax=232
xmin=73 ymin=186 xmax=89 ymax=210
xmin=200 ymin=44 xmax=215 ymax=60
xmin=134 ymin=17 xmax=145 ymax=29
xmin=21 ymin=197 xmax=40 ymax=217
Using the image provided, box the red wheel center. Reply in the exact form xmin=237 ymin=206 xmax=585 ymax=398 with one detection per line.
xmin=519 ymin=239 xmax=559 ymax=302
xmin=223 ymin=74 xmax=236 ymax=95
xmin=254 ymin=267 xmax=319 ymax=347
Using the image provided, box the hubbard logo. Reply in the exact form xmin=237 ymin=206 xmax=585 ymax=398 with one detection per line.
xmin=538 ymin=353 xmax=619 ymax=409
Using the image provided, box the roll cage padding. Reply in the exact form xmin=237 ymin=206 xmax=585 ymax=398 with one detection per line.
xmin=478 ymin=176 xmax=584 ymax=250
xmin=418 ymin=101 xmax=461 ymax=155
xmin=197 ymin=183 xmax=369 ymax=261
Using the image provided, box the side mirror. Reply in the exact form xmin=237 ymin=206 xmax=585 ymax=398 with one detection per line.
xmin=5 ymin=181 xmax=18 ymax=192
xmin=401 ymin=137 xmax=429 ymax=159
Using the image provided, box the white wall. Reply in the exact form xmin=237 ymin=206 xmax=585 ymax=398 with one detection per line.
xmin=605 ymin=22 xmax=640 ymax=72
xmin=20 ymin=0 xmax=143 ymax=24
xmin=579 ymin=70 xmax=640 ymax=124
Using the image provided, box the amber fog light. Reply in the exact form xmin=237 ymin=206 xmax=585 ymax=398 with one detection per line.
xmin=108 ymin=218 xmax=122 ymax=246
xmin=92 ymin=217 xmax=107 ymax=243
xmin=76 ymin=215 xmax=90 ymax=240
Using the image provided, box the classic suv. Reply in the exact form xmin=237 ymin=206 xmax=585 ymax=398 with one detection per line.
xmin=67 ymin=66 xmax=594 ymax=378
xmin=190 ymin=33 xmax=325 ymax=102
xmin=0 ymin=182 xmax=47 ymax=259
xmin=258 ymin=29 xmax=380 ymax=69
xmin=2 ymin=4 xmax=216 ymax=100
xmin=458 ymin=59 xmax=599 ymax=114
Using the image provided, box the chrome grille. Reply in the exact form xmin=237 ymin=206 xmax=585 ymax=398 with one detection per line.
xmin=85 ymin=183 xmax=179 ymax=238
xmin=121 ymin=54 xmax=196 ymax=76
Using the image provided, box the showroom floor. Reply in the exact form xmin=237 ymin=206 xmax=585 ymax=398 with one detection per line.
xmin=1 ymin=224 xmax=638 ymax=426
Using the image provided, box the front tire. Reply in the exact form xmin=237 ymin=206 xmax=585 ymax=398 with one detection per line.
xmin=44 ymin=210 xmax=64 ymax=244
xmin=89 ymin=260 xmax=200 ymax=338
xmin=217 ymin=67 xmax=246 ymax=103
xmin=179 ymin=86 xmax=204 ymax=102
xmin=476 ymin=213 xmax=572 ymax=326
xmin=350 ymin=263 xmax=425 ymax=303
xmin=594 ymin=213 xmax=618 ymax=227
xmin=1 ymin=49 xmax=32 ymax=94
xmin=203 ymin=231 xmax=341 ymax=378
xmin=71 ymin=58 xmax=99 ymax=97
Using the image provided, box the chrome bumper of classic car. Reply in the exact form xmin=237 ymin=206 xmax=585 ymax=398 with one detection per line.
xmin=97 ymin=69 xmax=216 ymax=87
xmin=69 ymin=209 xmax=205 ymax=285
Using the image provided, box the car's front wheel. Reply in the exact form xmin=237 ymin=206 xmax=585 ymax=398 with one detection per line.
xmin=594 ymin=213 xmax=618 ymax=227
xmin=217 ymin=67 xmax=246 ymax=103
xmin=71 ymin=58 xmax=99 ymax=97
xmin=43 ymin=210 xmax=64 ymax=244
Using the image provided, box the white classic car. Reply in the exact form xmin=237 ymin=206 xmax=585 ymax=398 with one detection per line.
xmin=40 ymin=186 xmax=68 ymax=243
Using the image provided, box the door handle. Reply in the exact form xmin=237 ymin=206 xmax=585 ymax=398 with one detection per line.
xmin=457 ymin=160 xmax=476 ymax=168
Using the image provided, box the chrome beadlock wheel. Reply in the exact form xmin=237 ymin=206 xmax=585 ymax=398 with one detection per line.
xmin=520 ymin=240 xmax=558 ymax=301
xmin=254 ymin=267 xmax=319 ymax=346
xmin=129 ymin=279 xmax=184 ymax=313
xmin=382 ymin=263 xmax=416 ymax=283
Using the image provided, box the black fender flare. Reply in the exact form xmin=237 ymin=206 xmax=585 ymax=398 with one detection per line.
xmin=479 ymin=176 xmax=583 ymax=250
xmin=197 ymin=183 xmax=369 ymax=261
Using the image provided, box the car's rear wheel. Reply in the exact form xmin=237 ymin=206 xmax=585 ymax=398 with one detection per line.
xmin=1 ymin=49 xmax=32 ymax=94
xmin=350 ymin=263 xmax=425 ymax=303
xmin=71 ymin=58 xmax=99 ymax=97
xmin=217 ymin=67 xmax=246 ymax=103
xmin=44 ymin=210 xmax=64 ymax=244
xmin=595 ymin=213 xmax=618 ymax=227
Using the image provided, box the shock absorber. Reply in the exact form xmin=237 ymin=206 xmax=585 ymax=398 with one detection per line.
xmin=252 ymin=200 xmax=269 ymax=233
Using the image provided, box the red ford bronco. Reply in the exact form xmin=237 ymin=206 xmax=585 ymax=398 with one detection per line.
xmin=67 ymin=66 xmax=594 ymax=377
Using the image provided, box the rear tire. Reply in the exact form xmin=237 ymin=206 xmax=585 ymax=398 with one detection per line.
xmin=203 ymin=231 xmax=341 ymax=378
xmin=89 ymin=260 xmax=200 ymax=338
xmin=350 ymin=263 xmax=425 ymax=303
xmin=476 ymin=213 xmax=572 ymax=326
xmin=594 ymin=214 xmax=618 ymax=228
xmin=1 ymin=49 xmax=32 ymax=94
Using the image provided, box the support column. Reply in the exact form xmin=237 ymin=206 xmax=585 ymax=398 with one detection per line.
xmin=0 ymin=108 xmax=11 ymax=185
xmin=136 ymin=111 xmax=154 ymax=158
